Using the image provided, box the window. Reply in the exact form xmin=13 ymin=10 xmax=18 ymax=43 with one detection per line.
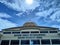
xmin=51 ymin=39 xmax=60 ymax=44
xmin=11 ymin=40 xmax=19 ymax=45
xmin=21 ymin=40 xmax=29 ymax=44
xmin=1 ymin=40 xmax=9 ymax=45
xmin=40 ymin=31 xmax=48 ymax=33
xmin=3 ymin=32 xmax=11 ymax=34
xmin=12 ymin=32 xmax=20 ymax=34
xmin=41 ymin=39 xmax=50 ymax=44
xmin=49 ymin=31 xmax=57 ymax=33
xmin=31 ymin=31 xmax=39 ymax=33
xmin=21 ymin=31 xmax=29 ymax=33
xmin=31 ymin=40 xmax=40 ymax=44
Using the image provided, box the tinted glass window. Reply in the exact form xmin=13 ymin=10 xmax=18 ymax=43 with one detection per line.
xmin=49 ymin=31 xmax=57 ymax=33
xmin=3 ymin=32 xmax=11 ymax=34
xmin=40 ymin=31 xmax=48 ymax=33
xmin=21 ymin=40 xmax=29 ymax=44
xmin=31 ymin=31 xmax=39 ymax=33
xmin=21 ymin=32 xmax=29 ymax=33
xmin=41 ymin=39 xmax=50 ymax=44
xmin=1 ymin=40 xmax=9 ymax=45
xmin=11 ymin=40 xmax=19 ymax=45
xmin=31 ymin=40 xmax=40 ymax=44
xmin=51 ymin=39 xmax=60 ymax=44
xmin=12 ymin=32 xmax=20 ymax=34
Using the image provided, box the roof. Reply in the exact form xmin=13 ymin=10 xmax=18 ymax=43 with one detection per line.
xmin=23 ymin=22 xmax=37 ymax=27
xmin=2 ymin=22 xmax=59 ymax=31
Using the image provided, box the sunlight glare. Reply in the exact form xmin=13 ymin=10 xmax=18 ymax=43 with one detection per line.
xmin=25 ymin=0 xmax=33 ymax=5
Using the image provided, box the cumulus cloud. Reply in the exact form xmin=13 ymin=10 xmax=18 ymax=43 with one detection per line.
xmin=50 ymin=11 xmax=60 ymax=22
xmin=0 ymin=0 xmax=21 ymax=11
xmin=52 ymin=25 xmax=60 ymax=29
xmin=0 ymin=18 xmax=17 ymax=31
xmin=0 ymin=0 xmax=60 ymax=29
xmin=0 ymin=0 xmax=39 ymax=11
xmin=0 ymin=13 xmax=11 ymax=18
xmin=0 ymin=13 xmax=17 ymax=31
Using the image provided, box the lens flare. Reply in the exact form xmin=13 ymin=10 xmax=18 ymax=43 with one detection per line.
xmin=25 ymin=0 xmax=33 ymax=5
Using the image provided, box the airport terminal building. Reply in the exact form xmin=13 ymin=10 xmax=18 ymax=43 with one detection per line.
xmin=0 ymin=22 xmax=60 ymax=45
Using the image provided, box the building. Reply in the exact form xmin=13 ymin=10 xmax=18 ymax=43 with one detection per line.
xmin=0 ymin=22 xmax=60 ymax=45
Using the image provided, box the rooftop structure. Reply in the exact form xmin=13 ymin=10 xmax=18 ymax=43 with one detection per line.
xmin=0 ymin=22 xmax=60 ymax=45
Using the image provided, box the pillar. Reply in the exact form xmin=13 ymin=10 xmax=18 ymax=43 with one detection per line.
xmin=9 ymin=40 xmax=11 ymax=45
xmin=50 ymin=39 xmax=52 ymax=45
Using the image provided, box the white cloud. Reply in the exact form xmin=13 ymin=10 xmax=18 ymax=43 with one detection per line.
xmin=16 ymin=12 xmax=24 ymax=16
xmin=0 ymin=13 xmax=11 ymax=18
xmin=52 ymin=25 xmax=60 ymax=30
xmin=0 ymin=18 xmax=17 ymax=31
xmin=37 ymin=8 xmax=52 ymax=16
xmin=36 ymin=8 xmax=57 ymax=17
xmin=0 ymin=0 xmax=39 ymax=11
xmin=0 ymin=0 xmax=21 ymax=11
xmin=36 ymin=8 xmax=60 ymax=22
xmin=50 ymin=11 xmax=60 ymax=22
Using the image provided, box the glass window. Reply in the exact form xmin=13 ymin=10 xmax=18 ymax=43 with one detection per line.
xmin=40 ymin=31 xmax=48 ymax=33
xmin=21 ymin=31 xmax=29 ymax=33
xmin=41 ymin=39 xmax=50 ymax=44
xmin=31 ymin=31 xmax=39 ymax=33
xmin=12 ymin=32 xmax=20 ymax=34
xmin=3 ymin=32 xmax=11 ymax=34
xmin=51 ymin=39 xmax=60 ymax=44
xmin=49 ymin=31 xmax=57 ymax=33
xmin=31 ymin=40 xmax=40 ymax=44
xmin=1 ymin=40 xmax=9 ymax=45
xmin=21 ymin=40 xmax=29 ymax=44
xmin=11 ymin=40 xmax=19 ymax=45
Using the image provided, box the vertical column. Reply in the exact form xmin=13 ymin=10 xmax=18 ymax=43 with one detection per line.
xmin=40 ymin=39 xmax=41 ymax=45
xmin=30 ymin=40 xmax=33 ymax=45
xmin=9 ymin=40 xmax=11 ymax=45
xmin=48 ymin=31 xmax=49 ymax=33
xmin=50 ymin=39 xmax=52 ymax=45
xmin=19 ymin=40 xmax=21 ymax=45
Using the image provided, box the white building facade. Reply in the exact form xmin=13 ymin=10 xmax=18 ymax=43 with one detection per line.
xmin=0 ymin=22 xmax=60 ymax=45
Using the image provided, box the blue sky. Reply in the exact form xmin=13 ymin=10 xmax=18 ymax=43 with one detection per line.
xmin=0 ymin=0 xmax=60 ymax=30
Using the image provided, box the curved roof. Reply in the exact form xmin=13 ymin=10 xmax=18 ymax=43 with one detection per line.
xmin=2 ymin=22 xmax=59 ymax=30
xmin=23 ymin=22 xmax=37 ymax=27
